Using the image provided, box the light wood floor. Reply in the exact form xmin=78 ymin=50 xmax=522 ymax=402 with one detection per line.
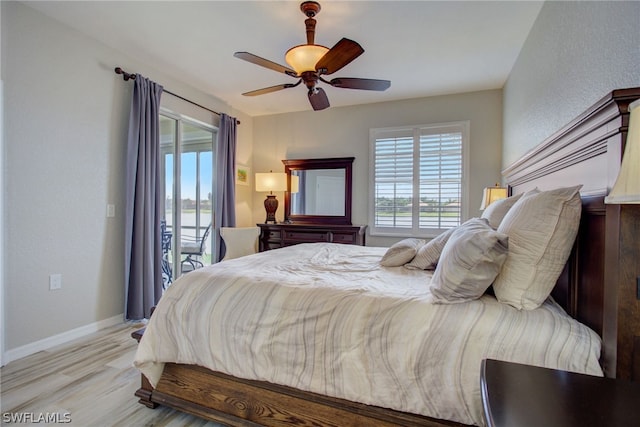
xmin=1 ymin=322 xmax=223 ymax=426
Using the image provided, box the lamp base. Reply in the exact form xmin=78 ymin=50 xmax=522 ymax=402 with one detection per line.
xmin=264 ymin=195 xmax=279 ymax=224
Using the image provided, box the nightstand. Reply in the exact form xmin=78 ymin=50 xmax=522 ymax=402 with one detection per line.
xmin=480 ymin=359 xmax=640 ymax=427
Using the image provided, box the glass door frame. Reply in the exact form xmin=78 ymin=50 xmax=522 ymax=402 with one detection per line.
xmin=160 ymin=109 xmax=216 ymax=282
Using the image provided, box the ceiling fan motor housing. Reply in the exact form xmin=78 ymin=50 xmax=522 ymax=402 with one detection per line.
xmin=301 ymin=71 xmax=319 ymax=92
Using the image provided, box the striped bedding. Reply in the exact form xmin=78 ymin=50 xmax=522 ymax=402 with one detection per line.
xmin=134 ymin=243 xmax=602 ymax=426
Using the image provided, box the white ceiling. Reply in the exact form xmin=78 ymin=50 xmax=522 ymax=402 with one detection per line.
xmin=24 ymin=0 xmax=544 ymax=117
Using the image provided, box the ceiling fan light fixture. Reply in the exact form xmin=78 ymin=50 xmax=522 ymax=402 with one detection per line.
xmin=285 ymin=44 xmax=329 ymax=74
xmin=235 ymin=1 xmax=389 ymax=111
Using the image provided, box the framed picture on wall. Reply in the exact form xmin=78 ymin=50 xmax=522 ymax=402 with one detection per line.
xmin=236 ymin=164 xmax=250 ymax=186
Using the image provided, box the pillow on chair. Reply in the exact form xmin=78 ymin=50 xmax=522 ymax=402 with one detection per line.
xmin=220 ymin=227 xmax=260 ymax=261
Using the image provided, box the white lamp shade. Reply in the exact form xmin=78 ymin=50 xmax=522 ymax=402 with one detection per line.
xmin=605 ymin=98 xmax=640 ymax=204
xmin=255 ymin=172 xmax=287 ymax=193
xmin=285 ymin=44 xmax=329 ymax=74
xmin=480 ymin=185 xmax=508 ymax=210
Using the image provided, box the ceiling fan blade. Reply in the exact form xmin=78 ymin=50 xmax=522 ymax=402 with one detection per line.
xmin=328 ymin=77 xmax=391 ymax=91
xmin=315 ymin=38 xmax=364 ymax=75
xmin=242 ymin=81 xmax=300 ymax=97
xmin=234 ymin=52 xmax=297 ymax=77
xmin=308 ymin=87 xmax=330 ymax=111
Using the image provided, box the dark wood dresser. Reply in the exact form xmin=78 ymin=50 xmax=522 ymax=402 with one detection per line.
xmin=258 ymin=223 xmax=367 ymax=251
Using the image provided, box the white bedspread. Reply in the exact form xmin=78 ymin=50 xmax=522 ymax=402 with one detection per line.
xmin=134 ymin=243 xmax=602 ymax=426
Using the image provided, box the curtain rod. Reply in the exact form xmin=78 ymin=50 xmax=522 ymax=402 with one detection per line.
xmin=114 ymin=67 xmax=240 ymax=125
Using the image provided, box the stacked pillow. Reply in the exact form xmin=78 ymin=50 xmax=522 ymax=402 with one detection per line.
xmin=380 ymin=238 xmax=426 ymax=267
xmin=492 ymin=185 xmax=582 ymax=310
xmin=403 ymin=191 xmax=537 ymax=271
xmin=379 ymin=185 xmax=583 ymax=310
xmin=481 ymin=192 xmax=525 ymax=229
xmin=428 ymin=218 xmax=509 ymax=303
xmin=404 ymin=227 xmax=456 ymax=270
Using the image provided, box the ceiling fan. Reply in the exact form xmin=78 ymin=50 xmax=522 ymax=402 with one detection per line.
xmin=234 ymin=1 xmax=391 ymax=111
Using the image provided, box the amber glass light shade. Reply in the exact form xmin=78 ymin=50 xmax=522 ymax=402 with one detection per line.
xmin=285 ymin=44 xmax=329 ymax=74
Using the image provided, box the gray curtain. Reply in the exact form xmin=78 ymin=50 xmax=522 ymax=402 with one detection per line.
xmin=124 ymin=75 xmax=164 ymax=320
xmin=215 ymin=113 xmax=237 ymax=261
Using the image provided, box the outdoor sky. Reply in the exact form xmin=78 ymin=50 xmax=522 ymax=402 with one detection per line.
xmin=165 ymin=152 xmax=213 ymax=201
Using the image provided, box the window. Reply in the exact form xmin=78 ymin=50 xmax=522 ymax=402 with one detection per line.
xmin=369 ymin=121 xmax=469 ymax=237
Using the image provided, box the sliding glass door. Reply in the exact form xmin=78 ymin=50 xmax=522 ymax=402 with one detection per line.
xmin=160 ymin=113 xmax=216 ymax=285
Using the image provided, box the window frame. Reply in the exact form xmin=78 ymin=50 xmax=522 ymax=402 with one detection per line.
xmin=368 ymin=121 xmax=470 ymax=238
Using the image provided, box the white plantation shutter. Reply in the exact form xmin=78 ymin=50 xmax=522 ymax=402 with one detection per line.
xmin=373 ymin=133 xmax=414 ymax=229
xmin=370 ymin=122 xmax=468 ymax=237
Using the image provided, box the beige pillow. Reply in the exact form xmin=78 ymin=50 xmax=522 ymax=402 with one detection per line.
xmin=404 ymin=227 xmax=456 ymax=270
xmin=481 ymin=192 xmax=524 ymax=229
xmin=220 ymin=227 xmax=260 ymax=260
xmin=428 ymin=218 xmax=509 ymax=303
xmin=493 ymin=185 xmax=582 ymax=310
xmin=380 ymin=238 xmax=425 ymax=267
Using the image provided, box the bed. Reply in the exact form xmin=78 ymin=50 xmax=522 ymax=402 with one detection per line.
xmin=132 ymin=87 xmax=640 ymax=426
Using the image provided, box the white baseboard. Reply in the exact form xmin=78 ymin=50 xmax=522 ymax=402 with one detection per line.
xmin=2 ymin=314 xmax=124 ymax=365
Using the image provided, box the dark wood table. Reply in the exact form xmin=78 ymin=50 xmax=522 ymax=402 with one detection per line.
xmin=480 ymin=359 xmax=640 ymax=427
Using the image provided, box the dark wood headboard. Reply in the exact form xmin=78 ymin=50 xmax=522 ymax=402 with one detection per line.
xmin=502 ymin=88 xmax=640 ymax=381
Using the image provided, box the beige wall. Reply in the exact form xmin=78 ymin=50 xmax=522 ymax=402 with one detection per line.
xmin=503 ymin=1 xmax=640 ymax=168
xmin=1 ymin=2 xmax=252 ymax=353
xmin=253 ymin=90 xmax=503 ymax=247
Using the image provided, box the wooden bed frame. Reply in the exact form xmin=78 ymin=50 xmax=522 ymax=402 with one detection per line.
xmin=132 ymin=88 xmax=640 ymax=426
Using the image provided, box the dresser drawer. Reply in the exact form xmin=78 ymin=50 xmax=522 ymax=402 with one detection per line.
xmin=264 ymin=229 xmax=282 ymax=241
xmin=284 ymin=230 xmax=329 ymax=243
xmin=331 ymin=232 xmax=357 ymax=244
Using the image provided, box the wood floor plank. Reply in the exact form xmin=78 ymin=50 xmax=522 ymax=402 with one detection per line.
xmin=1 ymin=323 xmax=223 ymax=426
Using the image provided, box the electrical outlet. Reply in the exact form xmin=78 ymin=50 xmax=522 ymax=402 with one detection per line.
xmin=49 ymin=274 xmax=62 ymax=291
xmin=106 ymin=204 xmax=115 ymax=218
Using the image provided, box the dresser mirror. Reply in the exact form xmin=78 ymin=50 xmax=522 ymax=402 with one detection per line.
xmin=283 ymin=157 xmax=354 ymax=225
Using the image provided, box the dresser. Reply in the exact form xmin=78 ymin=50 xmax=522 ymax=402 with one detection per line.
xmin=258 ymin=223 xmax=367 ymax=251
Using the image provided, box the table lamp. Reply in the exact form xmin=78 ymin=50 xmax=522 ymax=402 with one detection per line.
xmin=605 ymin=98 xmax=640 ymax=204
xmin=255 ymin=172 xmax=287 ymax=223
xmin=480 ymin=183 xmax=508 ymax=210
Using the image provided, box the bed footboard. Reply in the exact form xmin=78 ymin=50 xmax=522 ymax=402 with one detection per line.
xmin=131 ymin=328 xmax=158 ymax=409
xmin=131 ymin=329 xmax=467 ymax=427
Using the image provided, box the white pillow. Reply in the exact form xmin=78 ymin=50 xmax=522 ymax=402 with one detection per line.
xmin=493 ymin=185 xmax=582 ymax=310
xmin=380 ymin=238 xmax=425 ymax=267
xmin=481 ymin=192 xmax=524 ymax=229
xmin=428 ymin=218 xmax=508 ymax=303
xmin=404 ymin=227 xmax=456 ymax=270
